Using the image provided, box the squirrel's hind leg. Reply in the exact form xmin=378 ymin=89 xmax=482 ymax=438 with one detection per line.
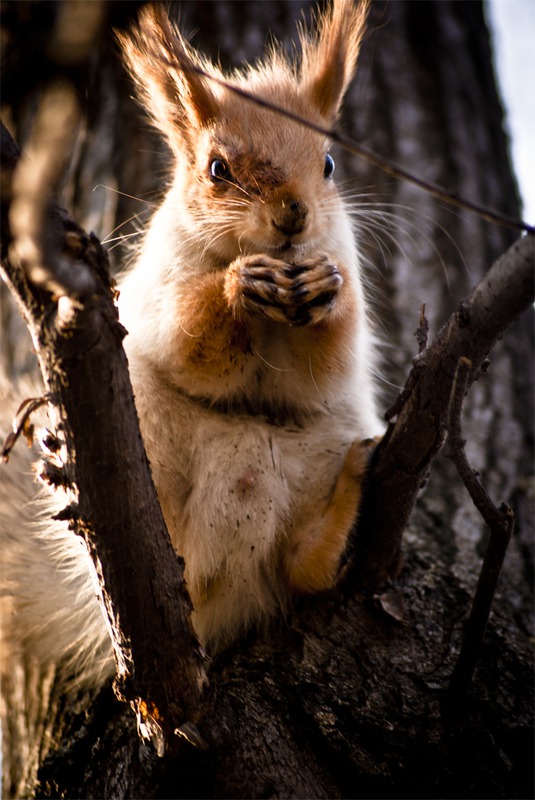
xmin=284 ymin=438 xmax=376 ymax=593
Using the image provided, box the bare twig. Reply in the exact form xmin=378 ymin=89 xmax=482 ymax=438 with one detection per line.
xmin=152 ymin=45 xmax=534 ymax=235
xmin=446 ymin=357 xmax=515 ymax=531
xmin=1 ymin=395 xmax=50 ymax=461
xmin=414 ymin=303 xmax=429 ymax=354
xmin=445 ymin=357 xmax=514 ymax=706
xmin=347 ymin=233 xmax=534 ymax=593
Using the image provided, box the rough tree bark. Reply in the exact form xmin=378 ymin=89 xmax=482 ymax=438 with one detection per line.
xmin=1 ymin=1 xmax=533 ymax=798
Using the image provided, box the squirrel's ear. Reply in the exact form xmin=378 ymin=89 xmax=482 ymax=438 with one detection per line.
xmin=300 ymin=0 xmax=369 ymax=122
xmin=117 ymin=4 xmax=218 ymax=154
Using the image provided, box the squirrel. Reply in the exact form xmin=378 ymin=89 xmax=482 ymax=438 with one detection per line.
xmin=1 ymin=0 xmax=381 ymax=687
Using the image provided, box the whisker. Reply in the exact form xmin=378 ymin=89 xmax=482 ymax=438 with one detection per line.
xmin=102 ymin=230 xmax=145 ymax=246
xmin=323 ymin=192 xmax=466 ymax=291
xmin=368 ymin=366 xmax=404 ymax=392
xmin=92 ymin=184 xmax=157 ymax=207
xmin=217 ymin=176 xmax=259 ymax=204
xmin=307 ymin=353 xmax=322 ymax=398
xmin=100 ymin=206 xmax=149 ymax=244
xmin=252 ymin=348 xmax=293 ymax=373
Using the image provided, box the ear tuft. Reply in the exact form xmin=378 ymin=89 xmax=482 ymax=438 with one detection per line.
xmin=116 ymin=4 xmax=218 ymax=154
xmin=300 ymin=0 xmax=369 ymax=122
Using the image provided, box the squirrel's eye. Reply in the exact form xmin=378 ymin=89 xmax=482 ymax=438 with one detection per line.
xmin=323 ymin=153 xmax=335 ymax=179
xmin=210 ymin=159 xmax=231 ymax=182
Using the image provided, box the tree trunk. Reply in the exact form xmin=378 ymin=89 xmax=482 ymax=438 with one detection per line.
xmin=1 ymin=1 xmax=533 ymax=798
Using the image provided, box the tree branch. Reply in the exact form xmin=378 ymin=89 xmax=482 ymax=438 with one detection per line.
xmin=349 ymin=232 xmax=534 ymax=593
xmin=445 ymin=357 xmax=514 ymax=707
xmin=1 ymin=120 xmax=207 ymax=754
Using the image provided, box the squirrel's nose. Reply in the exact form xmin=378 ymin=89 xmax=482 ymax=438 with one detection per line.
xmin=272 ymin=198 xmax=308 ymax=236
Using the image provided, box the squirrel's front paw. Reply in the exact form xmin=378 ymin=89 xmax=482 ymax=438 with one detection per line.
xmin=224 ymin=253 xmax=343 ymax=325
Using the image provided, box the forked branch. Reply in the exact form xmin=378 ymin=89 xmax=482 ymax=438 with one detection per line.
xmin=349 ymin=233 xmax=534 ymax=593
xmin=445 ymin=357 xmax=515 ymax=706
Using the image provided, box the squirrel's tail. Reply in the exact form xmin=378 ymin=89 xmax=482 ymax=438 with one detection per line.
xmin=1 ymin=393 xmax=114 ymax=689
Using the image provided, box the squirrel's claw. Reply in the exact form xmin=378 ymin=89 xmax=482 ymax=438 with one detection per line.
xmin=225 ymin=253 xmax=343 ymax=326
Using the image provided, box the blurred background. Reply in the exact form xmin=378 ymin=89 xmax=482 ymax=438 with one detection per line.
xmin=487 ymin=0 xmax=534 ymax=225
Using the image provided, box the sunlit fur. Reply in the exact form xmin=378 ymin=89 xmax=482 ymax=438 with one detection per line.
xmin=1 ymin=0 xmax=382 ymax=686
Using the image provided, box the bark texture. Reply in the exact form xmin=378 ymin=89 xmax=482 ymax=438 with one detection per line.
xmin=1 ymin=1 xmax=533 ymax=798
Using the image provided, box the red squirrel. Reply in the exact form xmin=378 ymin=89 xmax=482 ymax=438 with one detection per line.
xmin=1 ymin=0 xmax=381 ymax=686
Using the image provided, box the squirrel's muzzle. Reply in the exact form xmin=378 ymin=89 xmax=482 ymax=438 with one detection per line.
xmin=272 ymin=198 xmax=308 ymax=236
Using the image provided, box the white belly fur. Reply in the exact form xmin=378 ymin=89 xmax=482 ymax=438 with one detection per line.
xmin=131 ymin=365 xmax=360 ymax=648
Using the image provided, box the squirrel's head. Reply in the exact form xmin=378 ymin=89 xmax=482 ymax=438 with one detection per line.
xmin=118 ymin=0 xmax=368 ymax=262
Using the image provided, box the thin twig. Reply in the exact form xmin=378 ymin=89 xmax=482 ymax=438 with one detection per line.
xmin=153 ymin=47 xmax=534 ymax=235
xmin=414 ymin=303 xmax=429 ymax=354
xmin=1 ymin=395 xmax=50 ymax=461
xmin=445 ymin=357 xmax=514 ymax=707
